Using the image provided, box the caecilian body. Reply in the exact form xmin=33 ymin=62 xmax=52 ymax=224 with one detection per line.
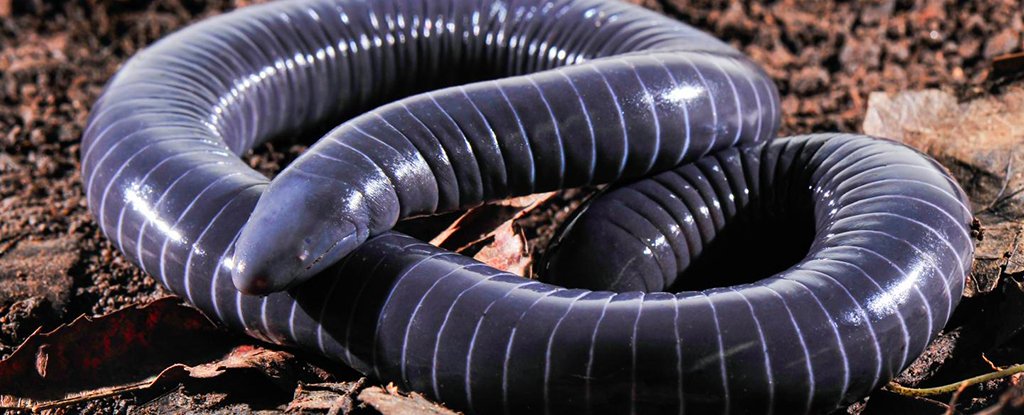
xmin=81 ymin=0 xmax=974 ymax=413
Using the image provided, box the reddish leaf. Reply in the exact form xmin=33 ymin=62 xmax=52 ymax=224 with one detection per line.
xmin=0 ymin=297 xmax=234 ymax=408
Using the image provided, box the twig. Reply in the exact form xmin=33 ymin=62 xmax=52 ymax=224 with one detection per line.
xmin=974 ymin=156 xmax=1016 ymax=215
xmin=944 ymin=381 xmax=971 ymax=415
xmin=0 ymin=377 xmax=161 ymax=412
xmin=983 ymin=354 xmax=1002 ymax=371
xmin=887 ymin=363 xmax=1024 ymax=397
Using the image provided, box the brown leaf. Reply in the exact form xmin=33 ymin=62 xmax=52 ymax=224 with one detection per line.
xmin=863 ymin=86 xmax=1024 ymax=295
xmin=501 ymin=192 xmax=560 ymax=216
xmin=473 ymin=221 xmax=531 ymax=277
xmin=428 ymin=204 xmax=521 ymax=251
xmin=358 ymin=384 xmax=459 ymax=415
xmin=972 ymin=221 xmax=1024 ymax=294
xmin=129 ymin=345 xmax=343 ymax=414
xmin=430 ymin=192 xmax=560 ymax=277
xmin=430 ymin=192 xmax=556 ymax=252
xmin=863 ymin=87 xmax=1024 ymax=218
xmin=171 ymin=345 xmax=301 ymax=385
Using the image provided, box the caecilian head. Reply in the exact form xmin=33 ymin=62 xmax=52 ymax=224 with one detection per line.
xmin=230 ymin=172 xmax=366 ymax=295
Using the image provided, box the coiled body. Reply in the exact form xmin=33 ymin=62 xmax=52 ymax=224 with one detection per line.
xmin=80 ymin=0 xmax=973 ymax=413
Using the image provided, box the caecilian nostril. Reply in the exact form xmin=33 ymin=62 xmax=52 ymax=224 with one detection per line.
xmin=251 ymin=276 xmax=268 ymax=291
xmin=234 ymin=272 xmax=272 ymax=296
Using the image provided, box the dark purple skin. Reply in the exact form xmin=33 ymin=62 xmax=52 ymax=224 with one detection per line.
xmin=80 ymin=0 xmax=974 ymax=413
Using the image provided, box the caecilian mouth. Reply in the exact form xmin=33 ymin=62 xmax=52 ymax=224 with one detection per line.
xmin=305 ymin=238 xmax=341 ymax=271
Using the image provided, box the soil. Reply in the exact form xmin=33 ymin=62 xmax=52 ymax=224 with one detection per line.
xmin=1 ymin=0 xmax=1023 ymax=414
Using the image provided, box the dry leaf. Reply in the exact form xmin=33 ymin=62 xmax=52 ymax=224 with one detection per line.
xmin=971 ymin=222 xmax=1024 ymax=294
xmin=863 ymin=86 xmax=1024 ymax=295
xmin=429 ymin=192 xmax=559 ymax=277
xmin=473 ymin=221 xmax=531 ymax=276
xmin=287 ymin=379 xmax=365 ymax=414
xmin=0 ymin=298 xmax=233 ymax=411
xmin=863 ymin=87 xmax=1024 ymax=218
xmin=430 ymin=192 xmax=556 ymax=251
xmin=358 ymin=384 xmax=458 ymax=415
xmin=131 ymin=346 xmax=345 ymax=414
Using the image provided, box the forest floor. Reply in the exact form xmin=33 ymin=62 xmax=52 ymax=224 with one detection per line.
xmin=1 ymin=0 xmax=1024 ymax=413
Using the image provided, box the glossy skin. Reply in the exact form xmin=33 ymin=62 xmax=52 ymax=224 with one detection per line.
xmin=80 ymin=0 xmax=974 ymax=413
xmin=227 ymin=1 xmax=775 ymax=293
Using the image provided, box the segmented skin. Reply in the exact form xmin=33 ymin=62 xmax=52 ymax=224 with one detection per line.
xmin=79 ymin=0 xmax=974 ymax=413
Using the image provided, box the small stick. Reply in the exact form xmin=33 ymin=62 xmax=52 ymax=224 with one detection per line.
xmin=887 ymin=363 xmax=1024 ymax=397
xmin=944 ymin=381 xmax=971 ymax=415
xmin=982 ymin=354 xmax=1001 ymax=371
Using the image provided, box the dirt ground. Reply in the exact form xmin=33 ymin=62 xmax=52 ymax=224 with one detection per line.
xmin=1 ymin=0 xmax=1024 ymax=413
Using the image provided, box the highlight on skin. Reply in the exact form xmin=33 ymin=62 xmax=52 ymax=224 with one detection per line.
xmin=80 ymin=0 xmax=974 ymax=413
xmin=221 ymin=0 xmax=773 ymax=294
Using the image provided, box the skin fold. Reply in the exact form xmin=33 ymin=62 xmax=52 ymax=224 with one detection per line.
xmin=80 ymin=0 xmax=974 ymax=413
